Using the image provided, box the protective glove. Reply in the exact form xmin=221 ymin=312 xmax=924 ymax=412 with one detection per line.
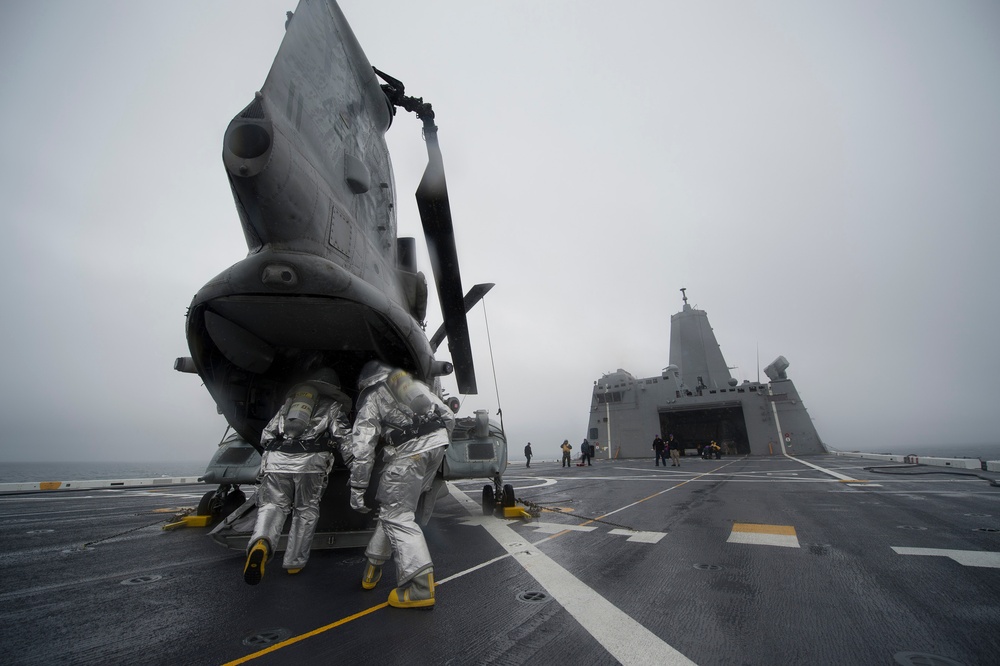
xmin=350 ymin=486 xmax=370 ymax=513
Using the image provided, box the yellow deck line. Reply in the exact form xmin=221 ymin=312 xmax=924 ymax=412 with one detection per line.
xmin=222 ymin=602 xmax=389 ymax=665
xmin=225 ymin=461 xmax=745 ymax=664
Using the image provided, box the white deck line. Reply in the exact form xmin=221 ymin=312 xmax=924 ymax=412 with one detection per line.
xmin=892 ymin=547 xmax=1000 ymax=568
xmin=727 ymin=531 xmax=800 ymax=548
xmin=784 ymin=455 xmax=858 ymax=481
xmin=447 ymin=483 xmax=697 ymax=666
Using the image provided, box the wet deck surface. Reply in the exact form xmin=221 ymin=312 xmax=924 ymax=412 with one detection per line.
xmin=2 ymin=455 xmax=999 ymax=665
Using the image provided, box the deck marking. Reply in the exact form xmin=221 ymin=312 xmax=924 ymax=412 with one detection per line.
xmin=783 ymin=455 xmax=859 ymax=482
xmin=226 ymin=550 xmax=520 ymax=664
xmin=436 ymin=552 xmax=512 ymax=584
xmin=525 ymin=523 xmax=598 ymax=534
xmin=447 ymin=483 xmax=697 ymax=666
xmin=461 ymin=470 xmax=857 ymax=485
xmin=594 ymin=459 xmax=744 ymax=521
xmin=461 ymin=521 xmax=666 ymax=544
xmin=519 ymin=460 xmax=744 ymax=546
xmin=222 ymin=602 xmax=389 ymax=665
xmin=451 ymin=476 xmax=558 ymax=491
xmin=727 ymin=523 xmax=800 ymax=548
xmin=608 ymin=529 xmax=667 ymax=544
xmin=891 ymin=547 xmax=1000 ymax=568
xmin=224 ymin=466 xmax=733 ymax=664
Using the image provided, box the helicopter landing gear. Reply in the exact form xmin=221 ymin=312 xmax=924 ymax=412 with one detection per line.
xmin=481 ymin=474 xmax=528 ymax=519
xmin=481 ymin=473 xmax=506 ymax=516
xmin=502 ymin=483 xmax=515 ymax=508
xmin=196 ymin=484 xmax=246 ymax=524
xmin=481 ymin=484 xmax=495 ymax=515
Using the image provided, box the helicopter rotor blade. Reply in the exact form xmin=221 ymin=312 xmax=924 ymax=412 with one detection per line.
xmin=429 ymin=283 xmax=495 ymax=352
xmin=415 ymin=122 xmax=478 ymax=394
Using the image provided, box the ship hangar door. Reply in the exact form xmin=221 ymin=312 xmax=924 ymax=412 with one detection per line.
xmin=658 ymin=403 xmax=751 ymax=455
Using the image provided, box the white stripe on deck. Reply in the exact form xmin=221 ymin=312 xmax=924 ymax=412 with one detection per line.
xmin=783 ymin=455 xmax=861 ymax=482
xmin=727 ymin=523 xmax=800 ymax=548
xmin=448 ymin=483 xmax=696 ymax=666
xmin=608 ymin=529 xmax=667 ymax=544
xmin=525 ymin=523 xmax=598 ymax=534
xmin=892 ymin=547 xmax=1000 ymax=568
xmin=727 ymin=531 xmax=800 ymax=548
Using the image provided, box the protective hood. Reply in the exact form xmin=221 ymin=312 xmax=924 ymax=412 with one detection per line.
xmin=287 ymin=368 xmax=352 ymax=412
xmin=357 ymin=360 xmax=393 ymax=392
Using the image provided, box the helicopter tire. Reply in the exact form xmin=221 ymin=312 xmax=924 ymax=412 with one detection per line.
xmin=220 ymin=488 xmax=246 ymax=520
xmin=196 ymin=490 xmax=216 ymax=517
xmin=482 ymin=485 xmax=495 ymax=515
xmin=502 ymin=484 xmax=516 ymax=508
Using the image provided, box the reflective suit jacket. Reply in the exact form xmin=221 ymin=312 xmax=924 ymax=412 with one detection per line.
xmin=260 ymin=395 xmax=350 ymax=474
xmin=348 ymin=368 xmax=455 ymax=490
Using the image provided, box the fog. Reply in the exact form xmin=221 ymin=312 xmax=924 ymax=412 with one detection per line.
xmin=1 ymin=1 xmax=997 ymax=463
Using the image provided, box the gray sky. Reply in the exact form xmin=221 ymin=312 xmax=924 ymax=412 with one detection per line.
xmin=1 ymin=1 xmax=998 ymax=463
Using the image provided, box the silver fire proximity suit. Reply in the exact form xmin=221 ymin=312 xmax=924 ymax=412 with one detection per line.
xmin=249 ymin=387 xmax=351 ymax=571
xmin=348 ymin=363 xmax=455 ymax=586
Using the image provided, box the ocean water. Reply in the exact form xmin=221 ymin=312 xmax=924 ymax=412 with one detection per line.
xmin=836 ymin=442 xmax=1000 ymax=461
xmin=0 ymin=461 xmax=208 ymax=484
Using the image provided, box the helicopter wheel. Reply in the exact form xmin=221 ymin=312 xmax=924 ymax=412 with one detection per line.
xmin=502 ymin=484 xmax=516 ymax=508
xmin=196 ymin=486 xmax=245 ymax=523
xmin=482 ymin=485 xmax=495 ymax=515
xmin=219 ymin=488 xmax=246 ymax=520
xmin=196 ymin=490 xmax=217 ymax=517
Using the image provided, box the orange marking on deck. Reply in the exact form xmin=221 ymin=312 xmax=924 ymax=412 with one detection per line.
xmin=732 ymin=523 xmax=797 ymax=536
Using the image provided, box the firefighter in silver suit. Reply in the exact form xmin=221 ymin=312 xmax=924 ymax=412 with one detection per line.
xmin=347 ymin=361 xmax=454 ymax=609
xmin=243 ymin=368 xmax=352 ymax=585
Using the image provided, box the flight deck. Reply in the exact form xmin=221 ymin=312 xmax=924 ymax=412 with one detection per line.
xmin=2 ymin=454 xmax=998 ymax=665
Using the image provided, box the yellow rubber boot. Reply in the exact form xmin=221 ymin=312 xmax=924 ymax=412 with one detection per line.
xmin=388 ymin=570 xmax=435 ymax=609
xmin=243 ymin=539 xmax=269 ymax=585
xmin=361 ymin=560 xmax=383 ymax=590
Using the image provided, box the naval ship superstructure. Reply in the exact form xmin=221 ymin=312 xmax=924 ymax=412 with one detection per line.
xmin=587 ymin=289 xmax=825 ymax=457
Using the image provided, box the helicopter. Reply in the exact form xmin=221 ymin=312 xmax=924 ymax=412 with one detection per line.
xmin=173 ymin=0 xmax=512 ymax=549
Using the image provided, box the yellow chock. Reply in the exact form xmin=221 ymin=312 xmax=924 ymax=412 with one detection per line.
xmin=162 ymin=515 xmax=213 ymax=530
xmin=503 ymin=506 xmax=532 ymax=521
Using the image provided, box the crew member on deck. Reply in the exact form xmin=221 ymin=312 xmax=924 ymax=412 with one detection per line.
xmin=668 ymin=434 xmax=681 ymax=467
xmin=243 ymin=368 xmax=351 ymax=585
xmin=347 ymin=361 xmax=455 ymax=609
xmin=653 ymin=434 xmax=667 ymax=466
